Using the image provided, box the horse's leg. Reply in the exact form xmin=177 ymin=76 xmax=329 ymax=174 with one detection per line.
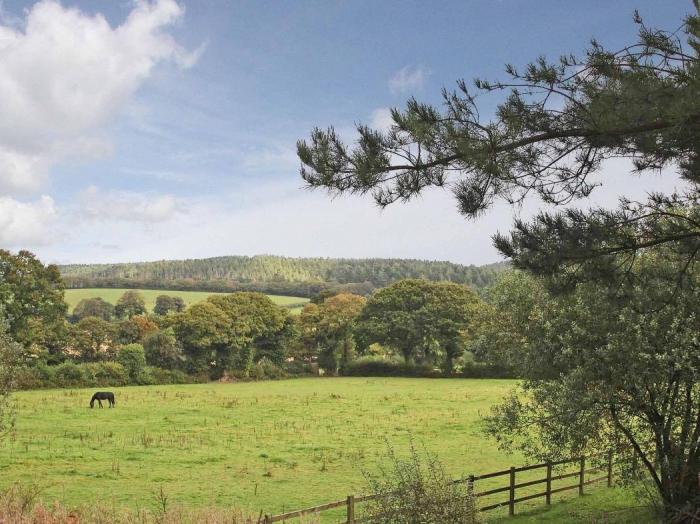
xmin=98 ymin=399 xmax=103 ymax=408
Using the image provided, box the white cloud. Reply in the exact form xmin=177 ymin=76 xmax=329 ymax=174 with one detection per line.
xmin=0 ymin=0 xmax=198 ymax=195
xmin=389 ymin=65 xmax=429 ymax=94
xmin=79 ymin=186 xmax=184 ymax=223
xmin=370 ymin=107 xmax=394 ymax=132
xmin=0 ymin=195 xmax=57 ymax=246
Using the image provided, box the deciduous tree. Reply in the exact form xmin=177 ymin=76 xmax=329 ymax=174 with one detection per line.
xmin=71 ymin=297 xmax=114 ymax=322
xmin=356 ymin=280 xmax=480 ymax=371
xmin=115 ymin=290 xmax=146 ymax=319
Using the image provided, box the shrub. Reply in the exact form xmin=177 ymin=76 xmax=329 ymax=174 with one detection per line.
xmin=13 ymin=366 xmax=52 ymax=390
xmin=286 ymin=360 xmax=315 ymax=376
xmin=459 ymin=361 xmax=516 ymax=378
xmin=247 ymin=358 xmax=286 ymax=381
xmin=117 ymin=344 xmax=147 ymax=381
xmin=52 ymin=361 xmax=85 ymax=387
xmin=342 ymin=357 xmax=439 ymax=377
xmin=81 ymin=362 xmax=128 ymax=387
xmin=146 ymin=367 xmax=191 ymax=385
xmin=363 ymin=437 xmax=481 ymax=523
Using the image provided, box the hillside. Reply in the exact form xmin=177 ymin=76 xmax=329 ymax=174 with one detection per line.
xmin=59 ymin=255 xmax=508 ymax=297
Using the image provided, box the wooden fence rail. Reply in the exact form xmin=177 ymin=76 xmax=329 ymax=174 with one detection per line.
xmin=263 ymin=452 xmax=615 ymax=523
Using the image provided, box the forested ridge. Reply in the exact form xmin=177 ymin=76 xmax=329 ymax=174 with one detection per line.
xmin=59 ymin=255 xmax=507 ymax=297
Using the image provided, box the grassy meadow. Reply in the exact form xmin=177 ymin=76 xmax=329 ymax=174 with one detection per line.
xmin=64 ymin=288 xmax=309 ymax=314
xmin=0 ymin=378 xmax=642 ymax=521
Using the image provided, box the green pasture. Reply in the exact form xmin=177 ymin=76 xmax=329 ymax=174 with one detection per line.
xmin=0 ymin=378 xmax=641 ymax=521
xmin=64 ymin=288 xmax=309 ymax=314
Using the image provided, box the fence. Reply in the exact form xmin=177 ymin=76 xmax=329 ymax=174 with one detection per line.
xmin=262 ymin=452 xmax=614 ymax=523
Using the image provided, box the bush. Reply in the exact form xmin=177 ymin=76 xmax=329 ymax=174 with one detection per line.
xmin=52 ymin=361 xmax=85 ymax=387
xmin=13 ymin=366 xmax=52 ymax=390
xmin=363 ymin=437 xmax=481 ymax=523
xmin=117 ymin=343 xmax=146 ymax=381
xmin=286 ymin=360 xmax=315 ymax=376
xmin=144 ymin=366 xmax=191 ymax=385
xmin=459 ymin=361 xmax=516 ymax=378
xmin=342 ymin=357 xmax=439 ymax=377
xmin=81 ymin=362 xmax=128 ymax=387
xmin=248 ymin=358 xmax=286 ymax=380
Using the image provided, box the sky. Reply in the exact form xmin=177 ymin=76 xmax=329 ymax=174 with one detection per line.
xmin=0 ymin=0 xmax=692 ymax=266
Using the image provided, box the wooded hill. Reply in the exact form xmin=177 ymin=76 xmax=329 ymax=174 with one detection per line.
xmin=59 ymin=255 xmax=507 ymax=297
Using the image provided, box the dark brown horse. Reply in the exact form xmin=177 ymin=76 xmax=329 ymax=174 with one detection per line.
xmin=90 ymin=391 xmax=115 ymax=408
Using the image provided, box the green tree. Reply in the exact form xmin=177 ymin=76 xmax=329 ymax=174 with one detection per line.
xmin=69 ymin=316 xmax=117 ymax=362
xmin=71 ymin=297 xmax=114 ymax=322
xmin=170 ymin=302 xmax=230 ymax=374
xmin=485 ymin=253 xmax=700 ymax=515
xmin=356 ymin=280 xmax=480 ymax=371
xmin=469 ymin=271 xmax=548 ymax=369
xmin=153 ymin=295 xmax=186 ymax=316
xmin=117 ymin=343 xmax=146 ymax=382
xmin=143 ymin=329 xmax=184 ymax=369
xmin=297 ymin=6 xmax=700 ymax=286
xmin=300 ymin=293 xmax=365 ymax=374
xmin=116 ymin=315 xmax=159 ymax=345
xmin=206 ymin=293 xmax=287 ymax=375
xmin=115 ymin=290 xmax=146 ymax=319
xmin=0 ymin=250 xmax=67 ymax=354
xmin=0 ymin=314 xmax=19 ymax=438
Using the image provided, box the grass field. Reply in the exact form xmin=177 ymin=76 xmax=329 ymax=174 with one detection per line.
xmin=64 ymin=288 xmax=309 ymax=314
xmin=0 ymin=378 xmax=643 ymax=521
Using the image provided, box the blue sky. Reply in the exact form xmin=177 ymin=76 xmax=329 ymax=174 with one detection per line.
xmin=0 ymin=0 xmax=691 ymax=265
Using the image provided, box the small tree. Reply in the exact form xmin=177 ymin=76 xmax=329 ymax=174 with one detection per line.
xmin=117 ymin=315 xmax=159 ymax=345
xmin=143 ymin=330 xmax=184 ymax=369
xmin=153 ymin=295 xmax=186 ymax=316
xmin=117 ymin=343 xmax=146 ymax=382
xmin=356 ymin=280 xmax=480 ymax=371
xmin=115 ymin=290 xmax=146 ymax=319
xmin=71 ymin=297 xmax=114 ymax=322
xmin=69 ymin=316 xmax=117 ymax=362
xmin=0 ymin=315 xmax=19 ymax=439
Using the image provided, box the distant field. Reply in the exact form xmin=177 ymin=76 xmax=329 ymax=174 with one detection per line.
xmin=0 ymin=378 xmax=629 ymax=521
xmin=64 ymin=288 xmax=309 ymax=314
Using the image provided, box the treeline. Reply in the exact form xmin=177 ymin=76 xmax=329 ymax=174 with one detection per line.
xmin=1 ymin=250 xmax=513 ymax=391
xmin=59 ymin=255 xmax=507 ymax=297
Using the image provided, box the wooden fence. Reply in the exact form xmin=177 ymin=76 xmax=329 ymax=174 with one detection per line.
xmin=262 ymin=452 xmax=614 ymax=523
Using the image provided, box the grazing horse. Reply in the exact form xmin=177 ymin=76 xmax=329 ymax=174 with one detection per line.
xmin=90 ymin=391 xmax=115 ymax=408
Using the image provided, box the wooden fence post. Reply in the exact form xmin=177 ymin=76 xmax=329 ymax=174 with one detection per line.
xmin=579 ymin=457 xmax=585 ymax=496
xmin=607 ymin=451 xmax=613 ymax=487
xmin=263 ymin=515 xmax=272 ymax=524
xmin=347 ymin=495 xmax=355 ymax=523
xmin=509 ymin=467 xmax=516 ymax=516
xmin=546 ymin=462 xmax=552 ymax=505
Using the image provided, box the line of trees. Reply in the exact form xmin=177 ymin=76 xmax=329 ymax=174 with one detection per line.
xmin=1 ymin=250 xmax=509 ymax=394
xmin=58 ymin=255 xmax=507 ymax=297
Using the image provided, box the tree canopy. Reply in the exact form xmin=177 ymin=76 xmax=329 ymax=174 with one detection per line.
xmin=356 ymin=280 xmax=480 ymax=371
xmin=297 ymin=5 xmax=700 ymax=286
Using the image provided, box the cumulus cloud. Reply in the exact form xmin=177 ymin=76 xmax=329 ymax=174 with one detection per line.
xmin=0 ymin=196 xmax=57 ymax=246
xmin=0 ymin=0 xmax=199 ymax=195
xmin=370 ymin=107 xmax=394 ymax=132
xmin=79 ymin=186 xmax=183 ymax=223
xmin=389 ymin=65 xmax=429 ymax=94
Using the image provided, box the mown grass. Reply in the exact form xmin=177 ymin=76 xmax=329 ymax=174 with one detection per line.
xmin=0 ymin=378 xmax=642 ymax=521
xmin=64 ymin=288 xmax=309 ymax=314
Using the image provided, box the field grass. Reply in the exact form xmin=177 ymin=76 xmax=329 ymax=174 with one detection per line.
xmin=64 ymin=288 xmax=309 ymax=314
xmin=0 ymin=378 xmax=640 ymax=521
